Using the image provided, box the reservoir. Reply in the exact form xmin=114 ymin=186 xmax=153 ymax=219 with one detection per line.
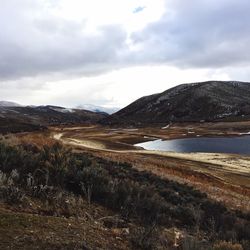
xmin=135 ymin=135 xmax=250 ymax=154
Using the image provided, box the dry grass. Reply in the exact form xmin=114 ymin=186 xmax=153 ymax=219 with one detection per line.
xmin=86 ymin=150 xmax=250 ymax=212
xmin=18 ymin=131 xmax=57 ymax=148
xmin=15 ymin=122 xmax=250 ymax=213
xmin=213 ymin=241 xmax=243 ymax=250
xmin=0 ymin=206 xmax=129 ymax=250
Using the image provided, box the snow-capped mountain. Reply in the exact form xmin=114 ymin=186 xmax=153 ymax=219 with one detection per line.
xmin=0 ymin=101 xmax=21 ymax=107
xmin=76 ymin=104 xmax=119 ymax=114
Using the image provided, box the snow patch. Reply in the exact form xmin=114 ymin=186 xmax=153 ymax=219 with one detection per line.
xmin=161 ymin=124 xmax=170 ymax=129
xmin=239 ymin=131 xmax=250 ymax=135
xmin=52 ymin=108 xmax=75 ymax=113
xmin=76 ymin=104 xmax=119 ymax=114
xmin=122 ymin=128 xmax=138 ymax=131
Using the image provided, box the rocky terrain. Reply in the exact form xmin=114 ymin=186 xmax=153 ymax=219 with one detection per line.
xmin=103 ymin=81 xmax=250 ymax=126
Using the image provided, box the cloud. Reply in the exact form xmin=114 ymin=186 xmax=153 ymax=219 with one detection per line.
xmin=131 ymin=0 xmax=250 ymax=68
xmin=0 ymin=0 xmax=128 ymax=81
xmin=0 ymin=0 xmax=249 ymax=108
xmin=3 ymin=0 xmax=248 ymax=82
xmin=1 ymin=0 xmax=250 ymax=83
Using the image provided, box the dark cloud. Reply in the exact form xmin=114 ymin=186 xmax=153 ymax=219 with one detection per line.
xmin=131 ymin=0 xmax=250 ymax=68
xmin=0 ymin=0 xmax=128 ymax=80
xmin=0 ymin=0 xmax=250 ymax=85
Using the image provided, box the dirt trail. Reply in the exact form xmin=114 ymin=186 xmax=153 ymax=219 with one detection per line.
xmin=52 ymin=129 xmax=250 ymax=211
xmin=53 ymin=131 xmax=250 ymax=180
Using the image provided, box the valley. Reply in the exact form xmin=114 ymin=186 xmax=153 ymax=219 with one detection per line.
xmin=23 ymin=121 xmax=250 ymax=212
xmin=1 ymin=81 xmax=250 ymax=249
xmin=1 ymin=0 xmax=250 ymax=246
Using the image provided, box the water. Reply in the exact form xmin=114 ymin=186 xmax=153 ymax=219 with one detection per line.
xmin=135 ymin=135 xmax=250 ymax=154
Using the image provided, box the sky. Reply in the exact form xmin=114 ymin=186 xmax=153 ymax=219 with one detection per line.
xmin=0 ymin=0 xmax=250 ymax=108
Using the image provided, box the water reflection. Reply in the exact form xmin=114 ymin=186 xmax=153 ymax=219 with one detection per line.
xmin=135 ymin=136 xmax=250 ymax=154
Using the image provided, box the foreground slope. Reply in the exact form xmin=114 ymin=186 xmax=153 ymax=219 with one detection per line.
xmin=0 ymin=140 xmax=249 ymax=249
xmin=103 ymin=81 xmax=250 ymax=126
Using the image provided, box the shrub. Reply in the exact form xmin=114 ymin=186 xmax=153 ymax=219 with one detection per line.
xmin=39 ymin=143 xmax=72 ymax=186
xmin=0 ymin=141 xmax=249 ymax=246
xmin=129 ymin=225 xmax=160 ymax=250
xmin=29 ymin=184 xmax=56 ymax=200
xmin=125 ymin=184 xmax=167 ymax=225
xmin=213 ymin=241 xmax=243 ymax=250
xmin=0 ymin=143 xmax=21 ymax=173
xmin=0 ymin=186 xmax=25 ymax=205
xmin=181 ymin=236 xmax=212 ymax=250
xmin=0 ymin=170 xmax=11 ymax=186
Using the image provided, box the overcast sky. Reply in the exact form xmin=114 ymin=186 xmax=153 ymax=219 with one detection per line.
xmin=0 ymin=0 xmax=250 ymax=108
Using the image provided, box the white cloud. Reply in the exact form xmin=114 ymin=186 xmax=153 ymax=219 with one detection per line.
xmin=1 ymin=65 xmax=230 ymax=108
xmin=132 ymin=0 xmax=250 ymax=68
xmin=54 ymin=0 xmax=165 ymax=32
xmin=0 ymin=0 xmax=249 ymax=108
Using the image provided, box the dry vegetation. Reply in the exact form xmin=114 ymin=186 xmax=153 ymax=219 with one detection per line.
xmin=48 ymin=123 xmax=250 ymax=213
xmin=0 ymin=140 xmax=249 ymax=249
xmin=1 ymin=121 xmax=250 ymax=249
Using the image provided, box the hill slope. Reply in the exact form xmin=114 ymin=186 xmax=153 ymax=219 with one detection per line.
xmin=103 ymin=81 xmax=250 ymax=126
xmin=0 ymin=105 xmax=107 ymax=133
xmin=0 ymin=101 xmax=21 ymax=107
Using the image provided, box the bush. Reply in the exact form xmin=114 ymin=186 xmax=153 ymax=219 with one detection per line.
xmin=0 ymin=143 xmax=22 ymax=173
xmin=213 ymin=241 xmax=243 ymax=250
xmin=0 ymin=141 xmax=249 ymax=247
xmin=78 ymin=166 xmax=110 ymax=204
xmin=39 ymin=143 xmax=72 ymax=187
xmin=181 ymin=236 xmax=212 ymax=250
xmin=129 ymin=225 xmax=160 ymax=250
xmin=0 ymin=186 xmax=25 ymax=205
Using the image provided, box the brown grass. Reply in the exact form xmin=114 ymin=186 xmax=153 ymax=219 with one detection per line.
xmin=15 ymin=122 xmax=250 ymax=212
xmin=0 ymin=206 xmax=129 ymax=250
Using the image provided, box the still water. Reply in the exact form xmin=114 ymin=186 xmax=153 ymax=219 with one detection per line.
xmin=135 ymin=135 xmax=250 ymax=154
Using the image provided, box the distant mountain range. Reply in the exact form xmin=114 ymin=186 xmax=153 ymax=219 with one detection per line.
xmin=76 ymin=104 xmax=119 ymax=114
xmin=0 ymin=105 xmax=107 ymax=133
xmin=0 ymin=101 xmax=119 ymax=114
xmin=2 ymin=80 xmax=250 ymax=132
xmin=102 ymin=81 xmax=250 ymax=126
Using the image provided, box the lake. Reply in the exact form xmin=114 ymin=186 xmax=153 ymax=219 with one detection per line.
xmin=135 ymin=135 xmax=250 ymax=154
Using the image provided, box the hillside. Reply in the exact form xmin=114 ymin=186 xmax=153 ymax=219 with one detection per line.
xmin=0 ymin=141 xmax=249 ymax=249
xmin=102 ymin=81 xmax=250 ymax=126
xmin=76 ymin=104 xmax=119 ymax=114
xmin=0 ymin=105 xmax=107 ymax=133
xmin=0 ymin=101 xmax=21 ymax=107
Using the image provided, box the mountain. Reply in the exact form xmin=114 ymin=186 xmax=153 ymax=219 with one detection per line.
xmin=102 ymin=81 xmax=250 ymax=126
xmin=76 ymin=104 xmax=119 ymax=114
xmin=0 ymin=105 xmax=107 ymax=133
xmin=0 ymin=101 xmax=21 ymax=107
